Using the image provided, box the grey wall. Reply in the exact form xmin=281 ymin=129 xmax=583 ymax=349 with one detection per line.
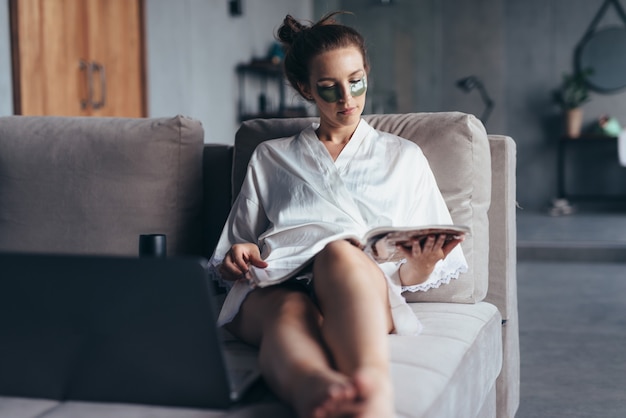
xmin=0 ymin=0 xmax=12 ymax=115
xmin=315 ymin=0 xmax=626 ymax=211
xmin=145 ymin=0 xmax=312 ymax=145
xmin=315 ymin=0 xmax=505 ymax=132
xmin=506 ymin=0 xmax=626 ymax=210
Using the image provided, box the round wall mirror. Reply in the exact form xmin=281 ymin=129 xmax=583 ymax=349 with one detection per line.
xmin=576 ymin=26 xmax=626 ymax=93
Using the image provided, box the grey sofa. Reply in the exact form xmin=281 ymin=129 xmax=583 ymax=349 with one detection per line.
xmin=0 ymin=113 xmax=519 ymax=418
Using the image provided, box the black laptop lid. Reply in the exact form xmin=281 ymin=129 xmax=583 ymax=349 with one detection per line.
xmin=0 ymin=253 xmax=232 ymax=408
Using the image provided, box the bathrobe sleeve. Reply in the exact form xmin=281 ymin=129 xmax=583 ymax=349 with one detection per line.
xmin=208 ymin=151 xmax=270 ymax=289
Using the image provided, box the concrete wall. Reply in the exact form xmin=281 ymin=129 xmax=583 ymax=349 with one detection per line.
xmin=506 ymin=0 xmax=626 ymax=210
xmin=145 ymin=0 xmax=312 ymax=145
xmin=316 ymin=0 xmax=505 ymax=132
xmin=314 ymin=0 xmax=626 ymax=210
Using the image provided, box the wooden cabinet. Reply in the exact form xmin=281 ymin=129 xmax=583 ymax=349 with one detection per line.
xmin=11 ymin=0 xmax=145 ymax=117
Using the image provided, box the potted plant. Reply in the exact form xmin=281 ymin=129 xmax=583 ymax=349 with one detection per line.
xmin=552 ymin=69 xmax=592 ymax=138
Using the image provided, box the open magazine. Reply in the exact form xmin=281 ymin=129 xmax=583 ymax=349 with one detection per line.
xmin=362 ymin=224 xmax=470 ymax=263
xmin=249 ymin=224 xmax=470 ymax=288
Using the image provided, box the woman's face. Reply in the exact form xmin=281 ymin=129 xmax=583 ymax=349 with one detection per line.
xmin=302 ymin=46 xmax=368 ymax=130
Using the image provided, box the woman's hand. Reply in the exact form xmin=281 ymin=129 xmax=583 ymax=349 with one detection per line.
xmin=218 ymin=243 xmax=268 ymax=281
xmin=397 ymin=234 xmax=463 ymax=286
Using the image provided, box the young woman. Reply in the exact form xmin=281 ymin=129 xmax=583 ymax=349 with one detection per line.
xmin=210 ymin=12 xmax=467 ymax=418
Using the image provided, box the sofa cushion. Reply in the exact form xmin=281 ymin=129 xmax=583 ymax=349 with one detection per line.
xmin=0 ymin=396 xmax=59 ymax=418
xmin=28 ymin=400 xmax=294 ymax=418
xmin=393 ymin=302 xmax=502 ymax=417
xmin=0 ymin=115 xmax=204 ymax=256
xmin=233 ymin=112 xmax=491 ymax=303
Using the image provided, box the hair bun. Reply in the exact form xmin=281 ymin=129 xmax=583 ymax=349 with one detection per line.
xmin=277 ymin=15 xmax=308 ymax=46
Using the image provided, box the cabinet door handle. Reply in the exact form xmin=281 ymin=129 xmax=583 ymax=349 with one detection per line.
xmin=79 ymin=59 xmax=93 ymax=110
xmin=91 ymin=61 xmax=106 ymax=109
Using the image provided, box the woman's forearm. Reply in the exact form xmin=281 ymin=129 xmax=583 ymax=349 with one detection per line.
xmin=398 ymin=261 xmax=433 ymax=287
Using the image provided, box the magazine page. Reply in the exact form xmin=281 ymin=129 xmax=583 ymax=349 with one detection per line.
xmin=363 ymin=225 xmax=470 ymax=263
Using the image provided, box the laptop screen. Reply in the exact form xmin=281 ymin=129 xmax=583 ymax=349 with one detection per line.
xmin=0 ymin=253 xmax=234 ymax=408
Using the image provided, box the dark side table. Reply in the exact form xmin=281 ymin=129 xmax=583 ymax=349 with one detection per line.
xmin=551 ymin=134 xmax=626 ymax=215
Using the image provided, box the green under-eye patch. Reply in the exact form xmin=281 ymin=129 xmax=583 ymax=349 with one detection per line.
xmin=316 ymin=77 xmax=368 ymax=103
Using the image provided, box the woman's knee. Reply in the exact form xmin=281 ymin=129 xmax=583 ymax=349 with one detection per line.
xmin=316 ymin=239 xmax=380 ymax=276
xmin=316 ymin=239 xmax=366 ymax=268
xmin=314 ymin=240 xmax=387 ymax=294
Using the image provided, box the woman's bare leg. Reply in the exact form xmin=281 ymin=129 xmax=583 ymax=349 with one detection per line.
xmin=225 ymin=239 xmax=396 ymax=417
xmin=226 ymin=286 xmax=359 ymax=417
xmin=313 ymin=240 xmax=395 ymax=418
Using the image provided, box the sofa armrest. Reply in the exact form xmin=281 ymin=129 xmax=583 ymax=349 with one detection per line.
xmin=485 ymin=135 xmax=517 ymax=321
xmin=485 ymin=134 xmax=519 ymax=418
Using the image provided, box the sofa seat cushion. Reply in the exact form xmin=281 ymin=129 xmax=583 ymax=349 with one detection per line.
xmin=0 ymin=398 xmax=293 ymax=418
xmin=0 ymin=396 xmax=60 ymax=418
xmin=392 ymin=302 xmax=502 ymax=418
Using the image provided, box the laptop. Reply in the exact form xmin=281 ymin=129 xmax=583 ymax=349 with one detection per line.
xmin=0 ymin=253 xmax=260 ymax=409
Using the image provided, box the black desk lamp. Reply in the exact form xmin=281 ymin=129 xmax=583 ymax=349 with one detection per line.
xmin=456 ymin=76 xmax=494 ymax=124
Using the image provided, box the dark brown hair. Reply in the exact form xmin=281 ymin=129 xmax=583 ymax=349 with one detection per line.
xmin=276 ymin=11 xmax=369 ymax=99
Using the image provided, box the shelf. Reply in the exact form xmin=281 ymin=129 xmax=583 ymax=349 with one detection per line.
xmin=561 ymin=134 xmax=617 ymax=142
xmin=236 ymin=60 xmax=283 ymax=76
xmin=239 ymin=107 xmax=308 ymax=122
xmin=237 ymin=59 xmax=301 ymax=122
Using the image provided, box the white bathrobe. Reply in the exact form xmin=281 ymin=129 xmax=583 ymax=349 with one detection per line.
xmin=210 ymin=119 xmax=467 ymax=335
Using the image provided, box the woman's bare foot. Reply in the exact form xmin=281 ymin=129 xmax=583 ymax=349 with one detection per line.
xmin=292 ymin=370 xmax=361 ymax=418
xmin=352 ymin=367 xmax=395 ymax=418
